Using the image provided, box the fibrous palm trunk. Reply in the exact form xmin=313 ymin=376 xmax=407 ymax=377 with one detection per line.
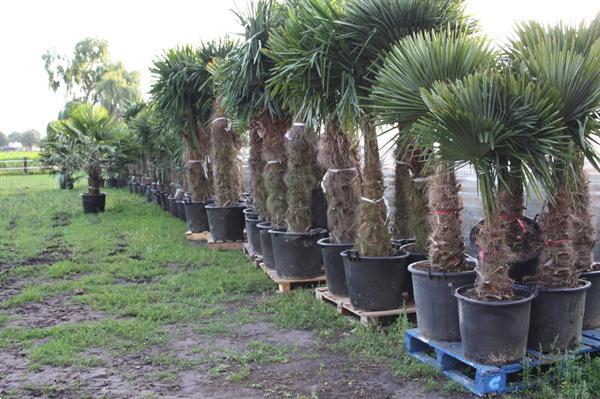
xmin=428 ymin=162 xmax=466 ymax=272
xmin=256 ymin=112 xmax=289 ymax=228
xmin=393 ymin=133 xmax=412 ymax=239
xmin=405 ymin=137 xmax=430 ymax=252
xmin=249 ymin=120 xmax=267 ymax=219
xmin=285 ymin=123 xmax=319 ymax=233
xmin=210 ymin=105 xmax=241 ymax=207
xmin=87 ymin=164 xmax=102 ymax=195
xmin=572 ymin=153 xmax=595 ymax=274
xmin=183 ymin=122 xmax=212 ymax=202
xmin=355 ymin=119 xmax=392 ymax=257
xmin=318 ymin=116 xmax=360 ymax=244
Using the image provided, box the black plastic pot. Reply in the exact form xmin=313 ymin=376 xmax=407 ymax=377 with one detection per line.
xmin=469 ymin=217 xmax=541 ymax=283
xmin=318 ymin=237 xmax=353 ymax=296
xmin=146 ymin=187 xmax=154 ymax=202
xmin=168 ymin=197 xmax=178 ymax=218
xmin=184 ymin=201 xmax=211 ymax=233
xmin=310 ymin=187 xmax=328 ymax=229
xmin=270 ymin=228 xmax=328 ymax=279
xmin=154 ymin=191 xmax=162 ymax=206
xmin=128 ymin=182 xmax=134 ymax=193
xmin=399 ymin=243 xmax=427 ymax=298
xmin=205 ymin=203 xmax=245 ymax=241
xmin=258 ymin=222 xmax=275 ymax=268
xmin=455 ymin=285 xmax=535 ymax=365
xmin=176 ymin=201 xmax=186 ymax=222
xmin=528 ymin=280 xmax=591 ymax=353
xmin=341 ymin=249 xmax=410 ymax=311
xmin=245 ymin=217 xmax=262 ymax=256
xmin=409 ymin=260 xmax=476 ymax=341
xmin=243 ymin=208 xmax=260 ymax=220
xmin=161 ymin=192 xmax=170 ymax=211
xmin=81 ymin=193 xmax=106 ymax=214
xmin=582 ymin=269 xmax=600 ymax=329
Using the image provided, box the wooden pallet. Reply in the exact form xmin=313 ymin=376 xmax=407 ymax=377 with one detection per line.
xmin=242 ymin=243 xmax=263 ymax=267
xmin=315 ymin=287 xmax=416 ymax=327
xmin=186 ymin=232 xmax=243 ymax=250
xmin=258 ymin=262 xmax=326 ymax=293
xmin=405 ymin=328 xmax=600 ymax=397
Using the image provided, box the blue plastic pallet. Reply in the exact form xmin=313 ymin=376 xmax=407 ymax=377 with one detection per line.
xmin=405 ymin=328 xmax=600 ymax=396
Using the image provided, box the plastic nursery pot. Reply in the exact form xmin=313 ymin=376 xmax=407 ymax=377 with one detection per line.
xmin=81 ymin=193 xmax=106 ymax=214
xmin=270 ymin=228 xmax=328 ymax=279
xmin=399 ymin=242 xmax=428 ymax=299
xmin=245 ymin=217 xmax=262 ymax=256
xmin=257 ymin=222 xmax=276 ymax=268
xmin=176 ymin=201 xmax=186 ymax=222
xmin=455 ymin=284 xmax=536 ymax=365
xmin=127 ymin=182 xmax=134 ymax=193
xmin=168 ymin=197 xmax=178 ymax=218
xmin=582 ymin=267 xmax=600 ymax=329
xmin=184 ymin=201 xmax=212 ymax=233
xmin=243 ymin=207 xmax=260 ymax=220
xmin=528 ymin=280 xmax=591 ymax=353
xmin=318 ymin=237 xmax=354 ymax=296
xmin=146 ymin=187 xmax=154 ymax=202
xmin=341 ymin=249 xmax=410 ymax=311
xmin=469 ymin=217 xmax=541 ymax=283
xmin=154 ymin=191 xmax=163 ymax=206
xmin=205 ymin=203 xmax=246 ymax=242
xmin=310 ymin=187 xmax=328 ymax=229
xmin=161 ymin=192 xmax=170 ymax=211
xmin=409 ymin=260 xmax=476 ymax=341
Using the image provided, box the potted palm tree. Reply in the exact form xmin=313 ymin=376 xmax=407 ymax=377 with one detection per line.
xmin=151 ymin=46 xmax=215 ymax=232
xmin=419 ymin=71 xmax=569 ymax=364
xmin=370 ymin=28 xmax=497 ymax=340
xmin=42 ymin=122 xmax=81 ymax=190
xmin=211 ymin=0 xmax=291 ymax=264
xmin=50 ymin=103 xmax=121 ymax=214
xmin=508 ymin=20 xmax=600 ymax=350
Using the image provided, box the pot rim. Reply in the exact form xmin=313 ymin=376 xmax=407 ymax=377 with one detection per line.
xmin=205 ymin=203 xmax=246 ymax=210
xmin=399 ymin=242 xmax=428 ymax=256
xmin=317 ymin=237 xmax=354 ymax=247
xmin=454 ymin=284 xmax=536 ymax=306
xmin=535 ymin=279 xmax=591 ymax=293
xmin=408 ymin=260 xmax=476 ymax=277
xmin=581 ymin=262 xmax=600 ymax=276
xmin=243 ymin=208 xmax=258 ymax=214
xmin=256 ymin=222 xmax=274 ymax=230
xmin=184 ymin=200 xmax=214 ymax=205
xmin=268 ymin=227 xmax=328 ymax=238
xmin=340 ymin=248 xmax=409 ymax=261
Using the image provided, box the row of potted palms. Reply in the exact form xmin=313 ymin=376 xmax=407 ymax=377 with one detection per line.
xmin=115 ymin=0 xmax=600 ymax=366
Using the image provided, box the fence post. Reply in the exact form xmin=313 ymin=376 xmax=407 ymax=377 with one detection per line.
xmin=23 ymin=157 xmax=28 ymax=174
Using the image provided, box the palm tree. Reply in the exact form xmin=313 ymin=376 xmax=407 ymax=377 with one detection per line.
xmin=417 ymin=71 xmax=568 ymax=300
xmin=42 ymin=121 xmax=81 ymax=189
xmin=370 ymin=29 xmax=497 ymax=271
xmin=211 ymin=0 xmax=290 ymax=228
xmin=508 ymin=19 xmax=600 ymax=286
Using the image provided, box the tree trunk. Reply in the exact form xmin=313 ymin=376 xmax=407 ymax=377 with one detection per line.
xmin=393 ymin=132 xmax=412 ymax=239
xmin=405 ymin=138 xmax=430 ymax=252
xmin=572 ymin=152 xmax=595 ymax=274
xmin=210 ymin=104 xmax=241 ymax=207
xmin=183 ymin=123 xmax=212 ymax=202
xmin=318 ymin=116 xmax=360 ymax=244
xmin=257 ymin=112 xmax=289 ymax=228
xmin=285 ymin=123 xmax=319 ymax=233
xmin=355 ymin=118 xmax=392 ymax=257
xmin=428 ymin=162 xmax=467 ymax=272
xmin=87 ymin=165 xmax=101 ymax=195
xmin=249 ymin=120 xmax=267 ymax=218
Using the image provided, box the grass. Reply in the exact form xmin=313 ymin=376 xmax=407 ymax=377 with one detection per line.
xmin=1 ymin=174 xmax=599 ymax=398
xmin=0 ymin=151 xmax=41 ymax=160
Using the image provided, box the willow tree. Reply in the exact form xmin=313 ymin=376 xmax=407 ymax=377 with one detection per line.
xmin=210 ymin=0 xmax=290 ymax=227
xmin=418 ymin=71 xmax=568 ymax=300
xmin=268 ymin=0 xmax=473 ymax=256
xmin=509 ymin=20 xmax=600 ymax=286
xmin=370 ymin=29 xmax=497 ymax=270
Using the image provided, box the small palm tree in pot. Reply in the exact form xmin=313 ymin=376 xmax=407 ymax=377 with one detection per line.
xmin=509 ymin=19 xmax=600 ymax=349
xmin=419 ymin=71 xmax=569 ymax=364
xmin=370 ymin=28 xmax=497 ymax=340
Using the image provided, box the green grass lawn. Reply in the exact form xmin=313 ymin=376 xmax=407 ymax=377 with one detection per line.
xmin=0 ymin=174 xmax=598 ymax=398
xmin=0 ymin=151 xmax=41 ymax=161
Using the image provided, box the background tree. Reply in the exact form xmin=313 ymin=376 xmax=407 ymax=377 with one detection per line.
xmin=8 ymin=131 xmax=22 ymax=143
xmin=0 ymin=132 xmax=8 ymax=147
xmin=42 ymin=38 xmax=140 ymax=117
xmin=20 ymin=129 xmax=41 ymax=149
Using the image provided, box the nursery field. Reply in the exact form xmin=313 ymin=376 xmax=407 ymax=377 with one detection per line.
xmin=0 ymin=174 xmax=599 ymax=399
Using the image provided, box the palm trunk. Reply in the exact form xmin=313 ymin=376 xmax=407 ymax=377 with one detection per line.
xmin=210 ymin=104 xmax=241 ymax=207
xmin=393 ymin=132 xmax=412 ymax=239
xmin=428 ymin=162 xmax=467 ymax=272
xmin=88 ymin=165 xmax=102 ymax=195
xmin=406 ymin=138 xmax=430 ymax=252
xmin=285 ymin=123 xmax=319 ymax=233
xmin=183 ymin=123 xmax=212 ymax=202
xmin=318 ymin=115 xmax=360 ymax=243
xmin=355 ymin=118 xmax=392 ymax=257
xmin=257 ymin=112 xmax=289 ymax=228
xmin=572 ymin=152 xmax=595 ymax=274
xmin=249 ymin=120 xmax=267 ymax=218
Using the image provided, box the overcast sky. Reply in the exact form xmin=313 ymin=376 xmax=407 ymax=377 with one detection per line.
xmin=0 ymin=0 xmax=598 ymax=137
